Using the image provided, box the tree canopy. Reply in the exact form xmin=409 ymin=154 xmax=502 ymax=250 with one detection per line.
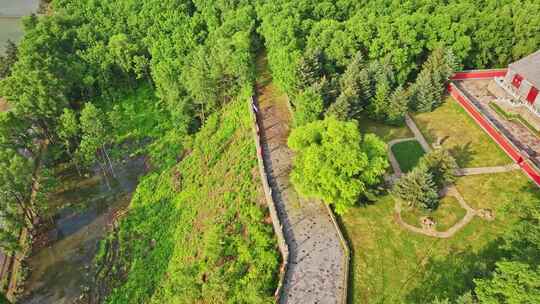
xmin=288 ymin=117 xmax=388 ymax=214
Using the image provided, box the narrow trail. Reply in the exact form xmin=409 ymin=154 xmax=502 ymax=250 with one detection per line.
xmin=254 ymin=56 xmax=347 ymax=304
xmin=389 ymin=115 xmax=497 ymax=238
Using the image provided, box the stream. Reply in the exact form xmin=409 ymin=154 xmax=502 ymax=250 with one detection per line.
xmin=20 ymin=157 xmax=147 ymax=304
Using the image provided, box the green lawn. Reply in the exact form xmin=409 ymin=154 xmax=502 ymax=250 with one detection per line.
xmin=400 ymin=196 xmax=467 ymax=231
xmin=358 ymin=116 xmax=413 ymax=142
xmin=391 ymin=140 xmax=425 ymax=173
xmin=341 ymin=171 xmax=538 ymax=303
xmin=413 ymin=97 xmax=510 ymax=168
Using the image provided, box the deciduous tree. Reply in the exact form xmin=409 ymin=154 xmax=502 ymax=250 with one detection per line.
xmin=288 ymin=117 xmax=388 ymax=214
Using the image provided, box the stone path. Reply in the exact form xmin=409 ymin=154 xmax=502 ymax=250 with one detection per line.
xmin=389 ymin=115 xmax=498 ymax=238
xmin=394 ymin=186 xmax=477 ymax=238
xmin=454 ymin=164 xmax=519 ymax=176
xmin=405 ymin=114 xmax=432 ymax=152
xmin=254 ymin=57 xmax=347 ymax=304
xmin=387 ymin=137 xmax=518 ymax=178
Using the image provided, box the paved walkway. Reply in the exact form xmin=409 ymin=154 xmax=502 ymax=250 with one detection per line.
xmin=405 ymin=114 xmax=432 ymax=153
xmin=254 ymin=57 xmax=346 ymax=304
xmin=454 ymin=164 xmax=519 ymax=176
xmin=455 ymin=80 xmax=540 ymax=168
xmin=394 ymin=186 xmax=477 ymax=238
xmin=389 ymin=116 xmax=497 ymax=238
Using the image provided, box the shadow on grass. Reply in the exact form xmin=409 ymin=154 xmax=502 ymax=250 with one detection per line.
xmin=334 ymin=211 xmax=356 ymax=304
xmin=406 ymin=181 xmax=540 ymax=303
xmin=449 ymin=142 xmax=475 ymax=168
xmin=404 ymin=237 xmax=505 ymax=303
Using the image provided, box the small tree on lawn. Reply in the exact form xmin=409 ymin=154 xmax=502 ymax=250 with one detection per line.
xmin=288 ymin=116 xmax=388 ymax=214
xmin=392 ymin=166 xmax=439 ymax=210
xmin=418 ymin=148 xmax=458 ymax=189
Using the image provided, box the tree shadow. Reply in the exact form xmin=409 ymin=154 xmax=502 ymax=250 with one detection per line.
xmin=406 ymin=181 xmax=540 ymax=303
xmin=448 ymin=142 xmax=475 ymax=168
xmin=405 ymin=237 xmax=507 ymax=303
xmin=334 ymin=212 xmax=357 ymax=304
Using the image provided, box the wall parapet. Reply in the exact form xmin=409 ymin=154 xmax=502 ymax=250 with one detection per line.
xmin=248 ymin=96 xmax=289 ymax=301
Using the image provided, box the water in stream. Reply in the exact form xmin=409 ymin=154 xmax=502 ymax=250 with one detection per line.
xmin=20 ymin=158 xmax=147 ymax=304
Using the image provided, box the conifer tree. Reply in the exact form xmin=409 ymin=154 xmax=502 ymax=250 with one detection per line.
xmin=392 ymin=166 xmax=439 ymax=210
xmin=384 ymin=85 xmax=410 ymax=125
xmin=297 ymin=48 xmax=324 ymax=91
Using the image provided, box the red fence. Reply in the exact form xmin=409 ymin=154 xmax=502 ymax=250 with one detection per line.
xmin=451 ymin=69 xmax=507 ymax=80
xmin=448 ymin=83 xmax=540 ymax=186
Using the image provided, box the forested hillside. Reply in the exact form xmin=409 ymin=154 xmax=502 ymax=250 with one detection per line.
xmin=0 ymin=0 xmax=539 ymax=303
xmin=0 ymin=0 xmax=278 ymax=302
xmin=256 ymin=0 xmax=540 ymax=129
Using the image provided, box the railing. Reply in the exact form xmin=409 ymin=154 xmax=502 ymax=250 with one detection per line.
xmin=323 ymin=202 xmax=350 ymax=304
xmin=248 ymin=96 xmax=289 ymax=301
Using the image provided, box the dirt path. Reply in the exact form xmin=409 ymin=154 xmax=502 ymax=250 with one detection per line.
xmin=254 ymin=56 xmax=347 ymax=304
xmin=394 ymin=186 xmax=477 ymax=238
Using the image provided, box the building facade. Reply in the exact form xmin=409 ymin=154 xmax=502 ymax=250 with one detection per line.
xmin=493 ymin=50 xmax=540 ymax=115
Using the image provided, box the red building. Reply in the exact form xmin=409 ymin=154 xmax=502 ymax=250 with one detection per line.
xmin=495 ymin=50 xmax=540 ymax=115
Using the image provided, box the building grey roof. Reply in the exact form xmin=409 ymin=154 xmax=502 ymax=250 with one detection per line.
xmin=509 ymin=49 xmax=540 ymax=89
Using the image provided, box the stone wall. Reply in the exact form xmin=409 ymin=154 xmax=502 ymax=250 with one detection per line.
xmin=248 ymin=97 xmax=289 ymax=301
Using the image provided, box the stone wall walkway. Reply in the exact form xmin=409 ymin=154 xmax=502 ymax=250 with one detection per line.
xmin=254 ymin=57 xmax=347 ymax=304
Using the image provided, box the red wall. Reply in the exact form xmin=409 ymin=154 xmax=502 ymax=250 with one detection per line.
xmin=451 ymin=69 xmax=507 ymax=80
xmin=448 ymin=82 xmax=540 ymax=186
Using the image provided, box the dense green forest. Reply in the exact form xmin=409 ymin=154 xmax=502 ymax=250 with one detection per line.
xmin=0 ymin=0 xmax=539 ymax=302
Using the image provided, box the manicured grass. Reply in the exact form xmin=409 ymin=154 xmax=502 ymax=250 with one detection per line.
xmin=400 ymin=196 xmax=467 ymax=231
xmin=358 ymin=116 xmax=413 ymax=142
xmin=455 ymin=170 xmax=537 ymax=211
xmin=391 ymin=140 xmax=425 ymax=173
xmin=413 ymin=97 xmax=510 ymax=168
xmin=340 ymin=170 xmax=539 ymax=304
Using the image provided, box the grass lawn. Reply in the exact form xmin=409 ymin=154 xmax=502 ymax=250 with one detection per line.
xmin=340 ymin=170 xmax=539 ymax=304
xmin=413 ymin=97 xmax=510 ymax=168
xmin=400 ymin=196 xmax=467 ymax=231
xmin=358 ymin=116 xmax=413 ymax=142
xmin=391 ymin=140 xmax=425 ymax=173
